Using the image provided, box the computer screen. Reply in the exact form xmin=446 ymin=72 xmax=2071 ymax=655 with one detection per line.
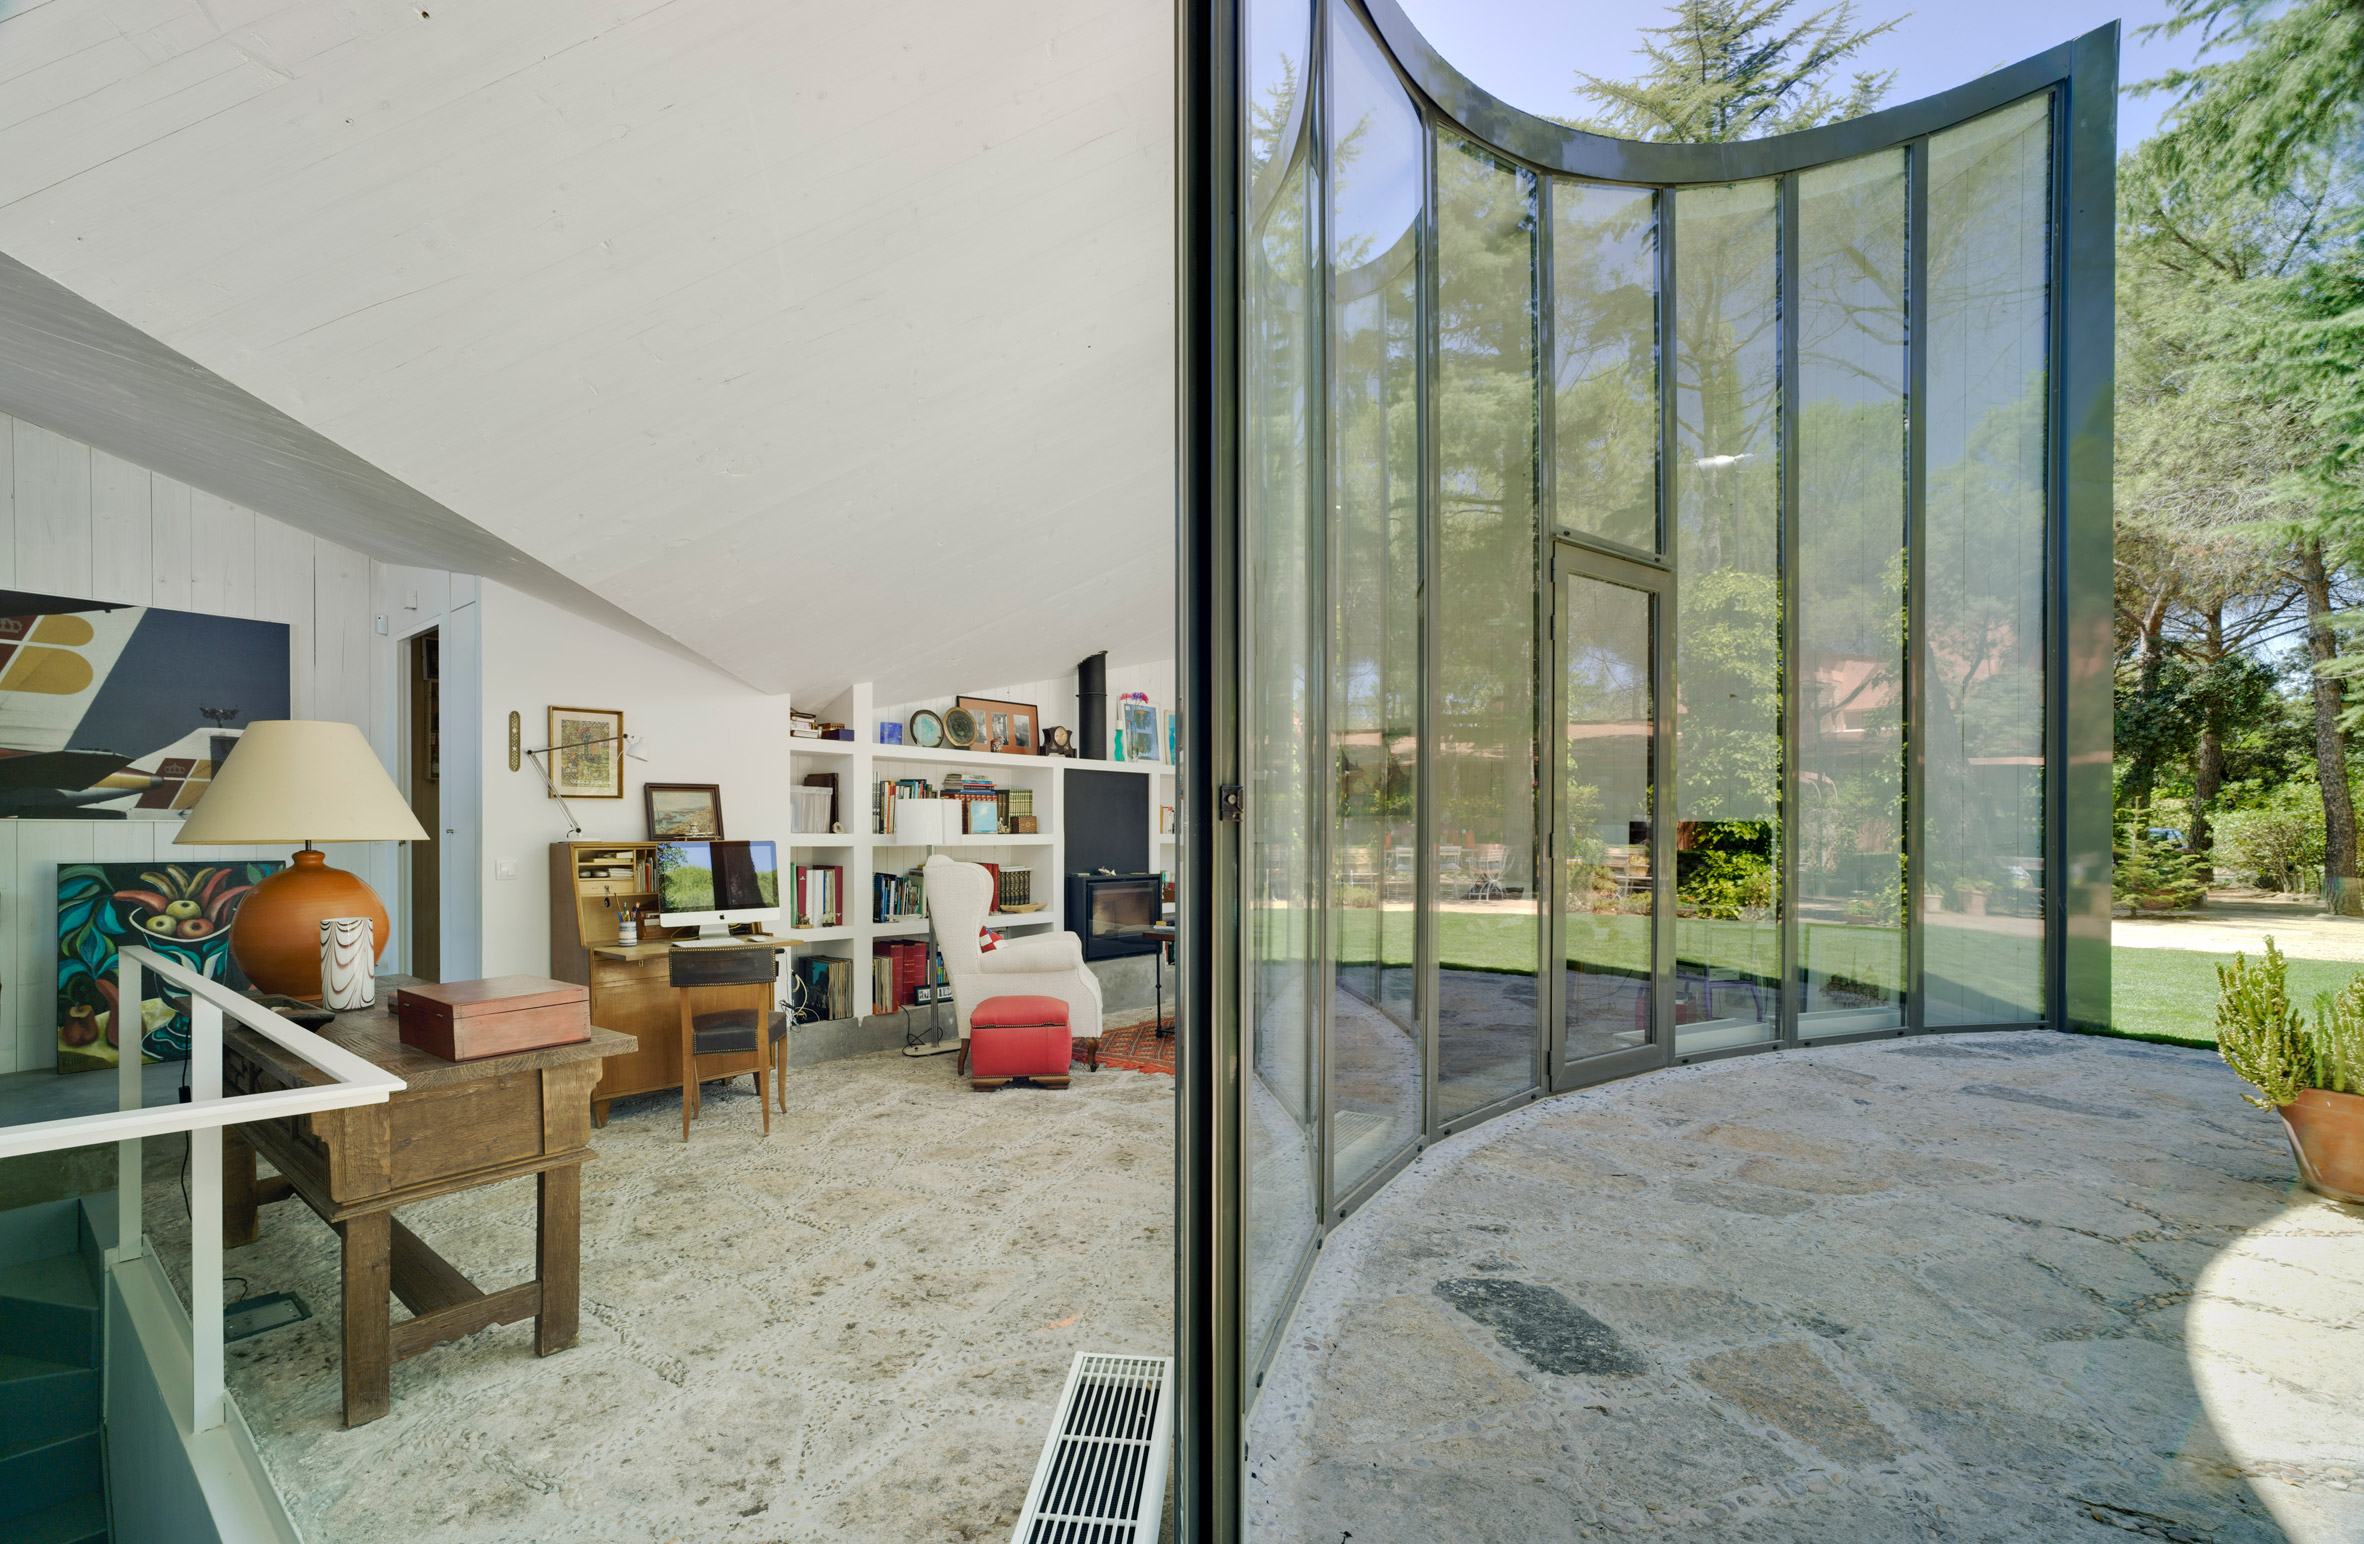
xmin=654 ymin=839 xmax=779 ymax=918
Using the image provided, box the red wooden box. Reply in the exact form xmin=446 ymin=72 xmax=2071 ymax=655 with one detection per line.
xmin=394 ymin=976 xmax=590 ymax=1062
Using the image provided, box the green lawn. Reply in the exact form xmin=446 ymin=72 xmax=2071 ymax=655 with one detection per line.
xmin=2108 ymin=945 xmax=2362 ymax=1047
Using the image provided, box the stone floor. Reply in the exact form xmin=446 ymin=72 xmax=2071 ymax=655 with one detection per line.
xmin=1247 ymin=1031 xmax=2364 ymax=1543
xmin=144 ymin=1048 xmax=1175 ymax=1544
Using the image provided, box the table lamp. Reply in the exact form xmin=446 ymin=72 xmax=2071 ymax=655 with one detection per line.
xmin=176 ymin=720 xmax=431 ymax=1000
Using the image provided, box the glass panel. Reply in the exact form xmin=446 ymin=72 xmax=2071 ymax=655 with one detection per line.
xmin=1924 ymin=97 xmax=2050 ymax=1025
xmin=1561 ymin=571 xmax=1656 ymax=1063
xmin=1245 ymin=156 xmax=1320 ymax=1366
xmin=1796 ymin=152 xmax=1907 ymax=1039
xmin=1551 ymin=183 xmax=1659 ymax=553
xmin=1671 ymin=181 xmax=1782 ymax=1054
xmin=1247 ymin=0 xmax=1311 ymax=181
xmin=1328 ymin=0 xmax=1424 ymax=1197
xmin=1434 ymin=132 xmax=1541 ymax=1121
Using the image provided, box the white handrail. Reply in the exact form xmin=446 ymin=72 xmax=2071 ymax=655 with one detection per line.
xmin=0 ymin=947 xmax=403 ymax=1159
xmin=2 ymin=944 xmax=405 ymax=1440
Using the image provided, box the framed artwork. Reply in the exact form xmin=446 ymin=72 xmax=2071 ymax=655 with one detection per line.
xmin=56 ymin=859 xmax=282 ymax=1073
xmin=549 ymin=707 xmax=625 ymax=798
xmin=1121 ymin=699 xmax=1160 ymax=762
xmin=645 ymin=782 xmax=724 ymax=839
xmin=0 ymin=593 xmax=290 ymax=820
xmin=956 ymin=696 xmax=1038 ymax=757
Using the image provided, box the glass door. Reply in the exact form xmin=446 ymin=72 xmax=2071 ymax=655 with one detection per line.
xmin=1552 ymin=546 xmax=1668 ymax=1087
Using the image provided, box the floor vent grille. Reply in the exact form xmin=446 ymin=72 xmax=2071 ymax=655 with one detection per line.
xmin=1010 ymin=1352 xmax=1173 ymax=1543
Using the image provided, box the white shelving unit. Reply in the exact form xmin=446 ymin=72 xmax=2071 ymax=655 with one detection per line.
xmin=773 ymin=682 xmax=1176 ymax=1028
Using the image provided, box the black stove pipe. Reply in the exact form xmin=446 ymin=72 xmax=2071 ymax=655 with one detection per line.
xmin=1078 ymin=652 xmax=1107 ymax=761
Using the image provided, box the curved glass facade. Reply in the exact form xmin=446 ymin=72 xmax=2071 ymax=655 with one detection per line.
xmin=1213 ymin=1 xmax=2115 ymax=1449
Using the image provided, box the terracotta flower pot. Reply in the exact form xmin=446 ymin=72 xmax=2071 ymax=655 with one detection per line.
xmin=2277 ymin=1087 xmax=2364 ymax=1204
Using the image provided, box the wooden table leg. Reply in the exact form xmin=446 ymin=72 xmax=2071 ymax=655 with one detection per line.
xmin=591 ymin=1098 xmax=610 ymax=1129
xmin=339 ymin=1210 xmax=392 ymax=1426
xmin=223 ymin=1127 xmax=260 ymax=1248
xmin=535 ymin=1164 xmax=581 ymax=1356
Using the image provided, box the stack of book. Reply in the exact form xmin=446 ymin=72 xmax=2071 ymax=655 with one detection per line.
xmin=790 ymin=709 xmax=821 ymax=739
xmin=997 ymin=867 xmax=1032 ymax=909
xmin=873 ymin=778 xmax=935 ymax=834
xmin=940 ymin=774 xmax=1000 ymax=834
xmin=795 ymin=955 xmax=856 ymax=1023
xmin=873 ymin=866 xmax=925 ymax=922
xmin=871 ymin=938 xmax=932 ymax=1012
xmin=791 ymin=863 xmax=844 ymax=928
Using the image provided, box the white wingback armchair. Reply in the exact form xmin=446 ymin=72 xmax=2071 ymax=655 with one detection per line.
xmin=924 ymin=855 xmax=1102 ymax=1068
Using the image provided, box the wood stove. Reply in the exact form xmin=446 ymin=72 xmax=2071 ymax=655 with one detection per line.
xmin=1068 ymin=872 xmax=1164 ymax=961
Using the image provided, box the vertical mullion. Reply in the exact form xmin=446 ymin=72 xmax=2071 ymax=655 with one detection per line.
xmin=1417 ymin=111 xmax=1442 ymax=1141
xmin=1905 ymin=137 xmax=1930 ymax=1035
xmin=1536 ymin=175 xmax=1562 ymax=1090
xmin=1311 ymin=0 xmax=1336 ymax=1225
xmin=1777 ymin=174 xmax=1802 ymax=1049
xmin=1653 ymin=187 xmax=1678 ymax=1067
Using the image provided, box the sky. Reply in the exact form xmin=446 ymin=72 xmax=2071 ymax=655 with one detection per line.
xmin=1391 ymin=0 xmax=2216 ymax=146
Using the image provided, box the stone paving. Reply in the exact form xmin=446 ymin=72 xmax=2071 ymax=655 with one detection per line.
xmin=1247 ymin=1031 xmax=2364 ymax=1543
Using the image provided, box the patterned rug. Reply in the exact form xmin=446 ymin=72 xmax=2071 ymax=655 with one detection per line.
xmin=1095 ymin=1016 xmax=1175 ymax=1074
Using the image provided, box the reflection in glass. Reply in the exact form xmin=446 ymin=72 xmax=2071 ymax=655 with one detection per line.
xmin=1245 ymin=157 xmax=1320 ymax=1367
xmin=1671 ymin=181 xmax=1782 ymax=1053
xmin=1247 ymin=0 xmax=1311 ymax=182
xmin=1796 ymin=152 xmax=1907 ymax=1038
xmin=1328 ymin=0 xmax=1424 ymax=1196
xmin=1552 ymin=183 xmax=1659 ymax=553
xmin=1434 ymin=132 xmax=1541 ymax=1121
xmin=1924 ymin=96 xmax=2050 ymax=1024
xmin=1562 ymin=573 xmax=1656 ymax=1063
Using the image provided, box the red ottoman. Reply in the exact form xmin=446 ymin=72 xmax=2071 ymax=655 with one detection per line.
xmin=968 ymin=995 xmax=1072 ymax=1089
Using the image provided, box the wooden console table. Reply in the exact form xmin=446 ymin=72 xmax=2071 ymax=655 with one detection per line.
xmin=219 ymin=977 xmax=636 ymax=1426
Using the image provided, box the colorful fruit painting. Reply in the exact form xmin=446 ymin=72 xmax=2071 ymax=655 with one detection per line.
xmin=55 ymin=859 xmax=281 ymax=1074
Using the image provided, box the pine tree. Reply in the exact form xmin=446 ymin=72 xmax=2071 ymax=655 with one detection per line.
xmin=1572 ymin=0 xmax=1903 ymax=144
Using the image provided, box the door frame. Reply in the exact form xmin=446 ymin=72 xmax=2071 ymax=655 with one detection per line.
xmin=1547 ymin=538 xmax=1675 ymax=1093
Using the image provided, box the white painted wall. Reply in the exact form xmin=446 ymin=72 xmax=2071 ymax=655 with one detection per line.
xmin=0 ymin=414 xmax=457 ymax=1074
xmin=473 ymin=582 xmax=802 ymax=978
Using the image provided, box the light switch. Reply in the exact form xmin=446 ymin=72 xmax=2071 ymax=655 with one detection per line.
xmin=495 ymin=859 xmax=519 ymax=880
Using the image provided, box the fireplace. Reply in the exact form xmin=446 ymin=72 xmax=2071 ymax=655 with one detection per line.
xmin=1068 ymin=872 xmax=1163 ymax=961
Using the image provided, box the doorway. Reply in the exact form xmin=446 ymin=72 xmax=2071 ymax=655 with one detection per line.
xmin=408 ymin=629 xmax=441 ymax=981
xmin=1550 ymin=544 xmax=1669 ymax=1089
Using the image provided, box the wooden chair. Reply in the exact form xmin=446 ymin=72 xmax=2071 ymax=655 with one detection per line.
xmin=670 ymin=945 xmax=786 ymax=1141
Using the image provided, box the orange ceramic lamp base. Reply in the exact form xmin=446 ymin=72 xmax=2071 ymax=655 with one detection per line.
xmin=229 ymin=848 xmax=390 ymax=1001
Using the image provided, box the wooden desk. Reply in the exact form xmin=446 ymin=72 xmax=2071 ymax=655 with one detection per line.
xmin=219 ymin=979 xmax=636 ymax=1426
xmin=568 ymin=934 xmax=794 ymax=1126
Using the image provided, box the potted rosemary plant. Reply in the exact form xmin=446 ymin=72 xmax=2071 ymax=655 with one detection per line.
xmin=2216 ymin=939 xmax=2364 ymax=1203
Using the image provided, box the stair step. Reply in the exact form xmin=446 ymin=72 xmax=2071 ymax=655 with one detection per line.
xmin=0 ymin=1293 xmax=98 ymax=1371
xmin=0 ymin=1356 xmax=98 ymax=1450
xmin=9 ymin=1491 xmax=106 ymax=1544
xmin=0 ymin=1258 xmax=96 ymax=1313
xmin=0 ymin=1430 xmax=100 ymax=1525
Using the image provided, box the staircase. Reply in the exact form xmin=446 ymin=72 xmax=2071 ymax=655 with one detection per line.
xmin=0 ymin=1200 xmax=109 ymax=1544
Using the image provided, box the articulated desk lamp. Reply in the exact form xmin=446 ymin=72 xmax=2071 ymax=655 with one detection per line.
xmin=522 ymin=731 xmax=648 ymax=836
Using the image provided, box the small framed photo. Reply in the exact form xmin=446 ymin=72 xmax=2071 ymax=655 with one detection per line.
xmin=645 ymin=782 xmax=724 ymax=840
xmin=956 ymin=696 xmax=1039 ymax=758
xmin=548 ymin=707 xmax=625 ymax=798
xmin=1121 ymin=699 xmax=1160 ymax=762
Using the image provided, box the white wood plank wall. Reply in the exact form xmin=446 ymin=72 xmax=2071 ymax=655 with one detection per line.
xmin=0 ymin=413 xmax=436 ymax=1075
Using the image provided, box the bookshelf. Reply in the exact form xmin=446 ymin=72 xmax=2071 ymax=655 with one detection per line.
xmin=763 ymin=682 xmax=1174 ymax=1042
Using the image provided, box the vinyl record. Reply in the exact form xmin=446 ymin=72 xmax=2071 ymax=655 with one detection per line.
xmin=909 ymin=709 xmax=944 ymax=748
xmin=943 ymin=707 xmax=978 ymax=747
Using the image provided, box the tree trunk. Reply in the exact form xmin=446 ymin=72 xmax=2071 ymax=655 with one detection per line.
xmin=2124 ymin=584 xmax=2175 ymax=810
xmin=2298 ymin=538 xmax=2360 ymax=913
xmin=2190 ymin=604 xmax=2225 ymax=882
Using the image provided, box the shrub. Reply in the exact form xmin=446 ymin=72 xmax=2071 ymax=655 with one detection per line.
xmin=2211 ymin=785 xmax=2325 ymax=892
xmin=2114 ymin=823 xmax=2207 ymax=910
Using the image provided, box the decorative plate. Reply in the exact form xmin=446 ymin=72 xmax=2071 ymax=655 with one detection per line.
xmin=943 ymin=707 xmax=978 ymax=747
xmin=909 ymin=709 xmax=945 ymax=748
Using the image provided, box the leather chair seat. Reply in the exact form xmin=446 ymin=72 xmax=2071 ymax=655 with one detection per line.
xmin=691 ymin=1008 xmax=789 ymax=1056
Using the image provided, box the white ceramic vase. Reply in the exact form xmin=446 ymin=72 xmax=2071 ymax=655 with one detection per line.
xmin=320 ymin=916 xmax=375 ymax=1010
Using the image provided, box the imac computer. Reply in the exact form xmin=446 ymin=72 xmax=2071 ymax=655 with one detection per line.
xmin=654 ymin=839 xmax=780 ymax=944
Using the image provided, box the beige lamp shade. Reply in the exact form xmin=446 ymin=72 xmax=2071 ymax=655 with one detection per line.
xmin=176 ymin=720 xmax=430 ymax=845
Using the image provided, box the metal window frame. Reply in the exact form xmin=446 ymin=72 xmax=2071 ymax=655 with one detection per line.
xmin=1180 ymin=6 xmax=2116 ymax=1537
